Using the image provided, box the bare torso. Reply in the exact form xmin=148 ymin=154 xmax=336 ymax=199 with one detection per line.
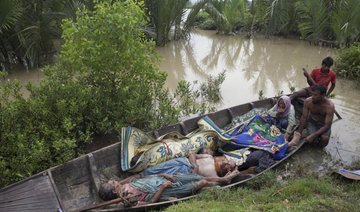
xmin=308 ymin=98 xmax=334 ymax=124
xmin=195 ymin=155 xmax=218 ymax=177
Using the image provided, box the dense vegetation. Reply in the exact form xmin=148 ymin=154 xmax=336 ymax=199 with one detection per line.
xmin=1 ymin=0 xmax=359 ymax=190
xmin=335 ymin=43 xmax=360 ymax=82
xmin=195 ymin=0 xmax=360 ymax=47
xmin=3 ymin=0 xmax=360 ymax=69
xmin=0 ymin=1 xmax=224 ymax=188
xmin=165 ymin=159 xmax=360 ymax=211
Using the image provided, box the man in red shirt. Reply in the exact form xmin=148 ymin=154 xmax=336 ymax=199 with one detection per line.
xmin=290 ymin=57 xmax=336 ymax=101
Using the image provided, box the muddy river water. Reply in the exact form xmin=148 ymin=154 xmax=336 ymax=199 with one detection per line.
xmin=157 ymin=30 xmax=360 ymax=169
xmin=6 ymin=29 xmax=360 ymax=169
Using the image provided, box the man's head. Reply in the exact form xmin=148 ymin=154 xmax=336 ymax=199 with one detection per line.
xmin=215 ymin=156 xmax=236 ymax=176
xmin=321 ymin=57 xmax=334 ymax=72
xmin=311 ymin=85 xmax=327 ymax=104
xmin=98 ymin=180 xmax=120 ymax=201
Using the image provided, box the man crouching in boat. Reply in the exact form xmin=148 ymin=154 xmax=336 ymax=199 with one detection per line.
xmin=289 ymin=84 xmax=335 ymax=148
xmin=98 ymin=169 xmax=241 ymax=206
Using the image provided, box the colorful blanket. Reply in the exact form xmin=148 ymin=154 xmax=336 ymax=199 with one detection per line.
xmin=120 ymin=109 xmax=288 ymax=173
xmin=222 ymin=114 xmax=288 ymax=160
xmin=120 ymin=117 xmax=223 ymax=173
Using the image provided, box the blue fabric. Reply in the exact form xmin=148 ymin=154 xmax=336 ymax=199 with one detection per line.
xmin=140 ymin=157 xmax=193 ymax=177
xmin=130 ymin=174 xmax=203 ymax=202
xmin=224 ymin=115 xmax=288 ymax=160
xmin=277 ymin=116 xmax=289 ymax=130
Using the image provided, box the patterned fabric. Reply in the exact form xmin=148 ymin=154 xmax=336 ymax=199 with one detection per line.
xmin=218 ymin=148 xmax=251 ymax=166
xmin=120 ymin=117 xmax=222 ymax=173
xmin=223 ymin=108 xmax=269 ymax=133
xmin=120 ymin=109 xmax=288 ymax=173
xmin=130 ymin=174 xmax=203 ymax=202
xmin=223 ymin=114 xmax=288 ymax=160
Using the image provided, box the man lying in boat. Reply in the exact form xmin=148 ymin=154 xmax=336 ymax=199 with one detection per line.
xmin=98 ymin=162 xmax=242 ymax=206
xmin=141 ymin=147 xmax=258 ymax=178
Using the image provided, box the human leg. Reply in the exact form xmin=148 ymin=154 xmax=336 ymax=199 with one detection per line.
xmin=159 ymin=175 xmax=205 ymax=200
xmin=317 ymin=135 xmax=330 ymax=148
xmin=306 ymin=117 xmax=331 ymax=148
xmin=290 ymin=87 xmax=312 ymax=101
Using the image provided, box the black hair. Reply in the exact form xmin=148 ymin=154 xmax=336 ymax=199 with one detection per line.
xmin=321 ymin=57 xmax=334 ymax=67
xmin=312 ymin=84 xmax=327 ymax=95
xmin=98 ymin=182 xmax=117 ymax=201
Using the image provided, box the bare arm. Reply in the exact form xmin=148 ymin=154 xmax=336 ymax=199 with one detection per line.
xmin=297 ymin=98 xmax=310 ymax=133
xmin=306 ymin=105 xmax=334 ymax=142
xmin=326 ymin=83 xmax=335 ymax=96
xmin=147 ymin=180 xmax=172 ymax=204
xmin=157 ymin=174 xmax=175 ymax=182
xmin=285 ymin=106 xmax=296 ymax=134
xmin=203 ymin=169 xmax=240 ymax=185
xmin=303 ymin=68 xmax=316 ymax=86
xmin=188 ymin=153 xmax=199 ymax=174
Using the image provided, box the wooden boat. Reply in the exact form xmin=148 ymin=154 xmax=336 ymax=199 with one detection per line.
xmin=0 ymin=97 xmax=305 ymax=212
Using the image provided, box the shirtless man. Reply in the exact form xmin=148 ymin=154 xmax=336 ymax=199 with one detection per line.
xmin=292 ymin=84 xmax=335 ymax=147
xmin=138 ymin=152 xmax=239 ymax=185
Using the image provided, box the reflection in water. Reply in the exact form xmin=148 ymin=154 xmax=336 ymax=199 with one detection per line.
xmin=4 ymin=30 xmax=360 ymax=167
xmin=157 ymin=30 xmax=360 ymax=167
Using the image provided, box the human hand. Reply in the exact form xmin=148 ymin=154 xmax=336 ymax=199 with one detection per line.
xmin=284 ymin=133 xmax=290 ymax=141
xmin=192 ymin=165 xmax=199 ymax=174
xmin=303 ymin=68 xmax=310 ymax=77
xmin=162 ymin=180 xmax=172 ymax=188
xmin=159 ymin=174 xmax=175 ymax=182
xmin=305 ymin=135 xmax=315 ymax=143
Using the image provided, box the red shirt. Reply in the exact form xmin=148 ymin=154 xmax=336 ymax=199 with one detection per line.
xmin=310 ymin=68 xmax=336 ymax=88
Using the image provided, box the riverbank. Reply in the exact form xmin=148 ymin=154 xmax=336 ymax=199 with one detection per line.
xmin=165 ymin=158 xmax=360 ymax=211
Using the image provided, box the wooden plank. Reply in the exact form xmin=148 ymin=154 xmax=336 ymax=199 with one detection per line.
xmin=0 ymin=174 xmax=61 ymax=211
xmin=51 ymin=156 xmax=95 ymax=211
xmin=88 ymin=153 xmax=101 ymax=193
xmin=47 ymin=170 xmax=65 ymax=211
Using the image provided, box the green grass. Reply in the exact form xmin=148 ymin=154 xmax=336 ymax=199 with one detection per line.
xmin=164 ymin=166 xmax=360 ymax=212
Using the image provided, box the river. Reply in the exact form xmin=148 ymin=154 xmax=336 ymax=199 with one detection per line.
xmin=5 ymin=30 xmax=360 ymax=169
xmin=157 ymin=30 xmax=360 ymax=169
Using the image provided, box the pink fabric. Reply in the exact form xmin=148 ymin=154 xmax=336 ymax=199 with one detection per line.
xmin=122 ymin=183 xmax=148 ymax=202
xmin=275 ymin=96 xmax=291 ymax=117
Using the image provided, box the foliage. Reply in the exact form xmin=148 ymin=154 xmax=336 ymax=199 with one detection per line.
xmin=0 ymin=1 xmax=224 ymax=188
xmin=144 ymin=0 xmax=209 ymax=45
xmin=201 ymin=0 xmax=250 ymax=34
xmin=0 ymin=0 xmax=93 ymax=69
xmin=265 ymin=0 xmax=298 ymax=36
xmin=331 ymin=0 xmax=360 ymax=47
xmin=335 ymin=43 xmax=360 ymax=80
xmin=295 ymin=0 xmax=330 ymax=41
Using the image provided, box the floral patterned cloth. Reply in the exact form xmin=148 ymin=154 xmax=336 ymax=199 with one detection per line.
xmin=120 ymin=117 xmax=221 ymax=173
xmin=120 ymin=109 xmax=288 ymax=173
